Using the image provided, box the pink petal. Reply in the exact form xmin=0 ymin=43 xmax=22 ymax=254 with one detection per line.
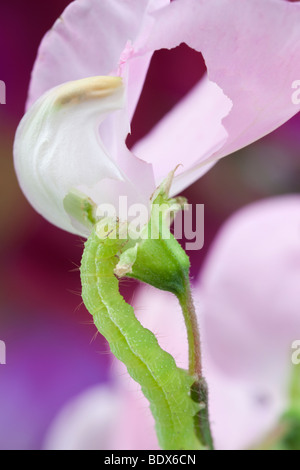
xmin=27 ymin=0 xmax=169 ymax=120
xmin=43 ymin=386 xmax=124 ymax=450
xmin=132 ymin=75 xmax=232 ymax=192
xmin=24 ymin=0 xmax=169 ymax=226
xmin=26 ymin=0 xmax=300 ymax=204
xmin=199 ymin=195 xmax=300 ymax=380
xmin=139 ymin=0 xmax=300 ymax=169
xmin=43 ymin=383 xmax=160 ymax=450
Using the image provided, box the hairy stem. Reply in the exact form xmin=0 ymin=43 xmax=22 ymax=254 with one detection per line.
xmin=177 ymin=277 xmax=214 ymax=450
xmin=177 ymin=277 xmax=202 ymax=377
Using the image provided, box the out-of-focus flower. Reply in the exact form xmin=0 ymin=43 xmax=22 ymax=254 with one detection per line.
xmin=197 ymin=195 xmax=300 ymax=449
xmin=200 ymin=195 xmax=300 ymax=388
xmin=0 ymin=314 xmax=110 ymax=450
xmin=201 ymin=195 xmax=300 ymax=449
xmin=43 ymin=384 xmax=159 ymax=450
xmin=14 ymin=0 xmax=300 ymax=236
xmin=42 ymin=196 xmax=300 ymax=450
xmin=43 ymin=386 xmax=123 ymax=450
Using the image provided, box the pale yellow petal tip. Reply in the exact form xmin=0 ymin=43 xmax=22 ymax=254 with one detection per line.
xmin=53 ymin=76 xmax=123 ymax=107
xmin=114 ymin=263 xmax=132 ymax=278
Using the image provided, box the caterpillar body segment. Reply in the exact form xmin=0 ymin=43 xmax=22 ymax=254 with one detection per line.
xmin=80 ymin=227 xmax=202 ymax=450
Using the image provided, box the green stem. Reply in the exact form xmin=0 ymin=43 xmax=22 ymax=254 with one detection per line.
xmin=177 ymin=277 xmax=202 ymax=377
xmin=177 ymin=276 xmax=214 ymax=450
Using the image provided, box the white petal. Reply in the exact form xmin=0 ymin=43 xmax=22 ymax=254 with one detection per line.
xmin=14 ymin=76 xmax=130 ymax=235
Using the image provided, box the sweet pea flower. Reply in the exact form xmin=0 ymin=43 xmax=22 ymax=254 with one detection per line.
xmin=200 ymin=195 xmax=300 ymax=386
xmin=43 ymin=195 xmax=300 ymax=450
xmin=14 ymin=0 xmax=300 ymax=236
xmin=198 ymin=195 xmax=300 ymax=449
xmin=43 ymin=385 xmax=158 ymax=450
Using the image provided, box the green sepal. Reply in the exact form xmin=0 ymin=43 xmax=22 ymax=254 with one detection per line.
xmin=63 ymin=188 xmax=97 ymax=232
xmin=115 ymin=172 xmax=190 ymax=296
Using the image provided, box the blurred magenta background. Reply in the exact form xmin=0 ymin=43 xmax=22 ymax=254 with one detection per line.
xmin=0 ymin=0 xmax=300 ymax=449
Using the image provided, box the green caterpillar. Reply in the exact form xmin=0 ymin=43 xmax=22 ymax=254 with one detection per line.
xmin=80 ymin=224 xmax=203 ymax=450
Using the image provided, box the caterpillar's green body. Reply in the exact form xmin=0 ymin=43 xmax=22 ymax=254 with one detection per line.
xmin=80 ymin=229 xmax=202 ymax=450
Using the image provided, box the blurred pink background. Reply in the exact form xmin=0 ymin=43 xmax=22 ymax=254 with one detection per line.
xmin=0 ymin=0 xmax=300 ymax=449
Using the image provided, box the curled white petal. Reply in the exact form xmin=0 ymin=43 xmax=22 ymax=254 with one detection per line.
xmin=14 ymin=76 xmax=126 ymax=235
